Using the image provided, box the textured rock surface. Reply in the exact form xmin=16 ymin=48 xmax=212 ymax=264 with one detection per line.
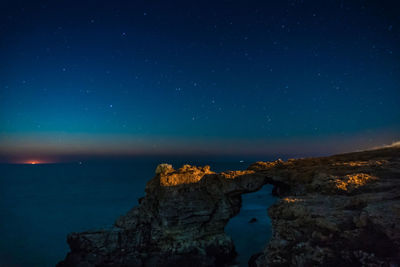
xmin=250 ymin=147 xmax=400 ymax=266
xmin=58 ymin=165 xmax=266 ymax=266
xmin=58 ymin=147 xmax=400 ymax=266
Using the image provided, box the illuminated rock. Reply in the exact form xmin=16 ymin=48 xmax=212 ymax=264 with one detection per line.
xmin=58 ymin=147 xmax=400 ymax=266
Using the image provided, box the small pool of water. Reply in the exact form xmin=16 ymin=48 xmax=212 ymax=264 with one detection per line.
xmin=225 ymin=184 xmax=277 ymax=266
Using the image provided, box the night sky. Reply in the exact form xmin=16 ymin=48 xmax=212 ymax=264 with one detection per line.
xmin=0 ymin=0 xmax=399 ymax=163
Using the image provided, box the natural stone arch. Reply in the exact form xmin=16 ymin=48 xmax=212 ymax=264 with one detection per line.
xmin=59 ymin=147 xmax=400 ymax=266
xmin=58 ymin=163 xmax=288 ymax=266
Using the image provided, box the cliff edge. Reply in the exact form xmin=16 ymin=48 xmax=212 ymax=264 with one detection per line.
xmin=58 ymin=147 xmax=400 ymax=266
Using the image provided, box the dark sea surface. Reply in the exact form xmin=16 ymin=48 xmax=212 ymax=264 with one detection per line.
xmin=0 ymin=156 xmax=277 ymax=267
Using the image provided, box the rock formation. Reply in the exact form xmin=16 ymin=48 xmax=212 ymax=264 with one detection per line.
xmin=58 ymin=147 xmax=400 ymax=266
xmin=249 ymin=147 xmax=400 ymax=266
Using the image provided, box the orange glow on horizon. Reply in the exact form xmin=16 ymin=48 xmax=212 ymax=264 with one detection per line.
xmin=5 ymin=159 xmax=59 ymax=164
xmin=24 ymin=160 xmax=45 ymax=165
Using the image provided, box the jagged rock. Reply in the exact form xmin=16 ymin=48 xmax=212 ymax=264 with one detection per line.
xmin=59 ymin=147 xmax=400 ymax=266
xmin=251 ymin=147 xmax=400 ymax=266
xmin=58 ymin=165 xmax=266 ymax=266
xmin=155 ymin=163 xmax=174 ymax=175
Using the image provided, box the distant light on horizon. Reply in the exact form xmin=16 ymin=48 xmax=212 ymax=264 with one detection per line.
xmin=15 ymin=159 xmax=55 ymax=165
xmin=26 ymin=160 xmax=42 ymax=165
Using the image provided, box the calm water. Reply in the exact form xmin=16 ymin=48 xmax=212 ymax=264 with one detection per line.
xmin=0 ymin=157 xmax=276 ymax=266
xmin=226 ymin=184 xmax=276 ymax=266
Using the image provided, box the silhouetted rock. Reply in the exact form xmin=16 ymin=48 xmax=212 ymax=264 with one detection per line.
xmin=249 ymin=218 xmax=258 ymax=223
xmin=58 ymin=147 xmax=400 ymax=266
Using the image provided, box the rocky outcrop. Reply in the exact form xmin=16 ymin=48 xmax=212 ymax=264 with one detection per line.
xmin=58 ymin=147 xmax=400 ymax=266
xmin=249 ymin=147 xmax=400 ymax=266
xmin=58 ymin=165 xmax=267 ymax=266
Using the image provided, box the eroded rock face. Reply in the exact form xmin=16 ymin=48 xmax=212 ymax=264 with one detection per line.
xmin=58 ymin=165 xmax=266 ymax=266
xmin=58 ymin=147 xmax=400 ymax=266
xmin=250 ymin=147 xmax=400 ymax=266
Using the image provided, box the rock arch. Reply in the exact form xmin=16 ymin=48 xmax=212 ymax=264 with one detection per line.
xmin=58 ymin=147 xmax=400 ymax=266
xmin=58 ymin=164 xmax=287 ymax=266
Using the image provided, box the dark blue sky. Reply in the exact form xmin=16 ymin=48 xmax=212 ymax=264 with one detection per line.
xmin=0 ymin=0 xmax=399 ymax=162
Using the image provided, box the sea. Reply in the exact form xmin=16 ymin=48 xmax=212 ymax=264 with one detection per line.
xmin=0 ymin=156 xmax=278 ymax=267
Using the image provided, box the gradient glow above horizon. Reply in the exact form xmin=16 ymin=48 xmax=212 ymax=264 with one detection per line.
xmin=0 ymin=0 xmax=399 ymax=163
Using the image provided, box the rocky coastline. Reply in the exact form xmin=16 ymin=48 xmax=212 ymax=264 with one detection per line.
xmin=58 ymin=146 xmax=400 ymax=266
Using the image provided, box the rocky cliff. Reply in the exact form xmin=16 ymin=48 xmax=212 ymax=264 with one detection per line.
xmin=58 ymin=147 xmax=400 ymax=266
